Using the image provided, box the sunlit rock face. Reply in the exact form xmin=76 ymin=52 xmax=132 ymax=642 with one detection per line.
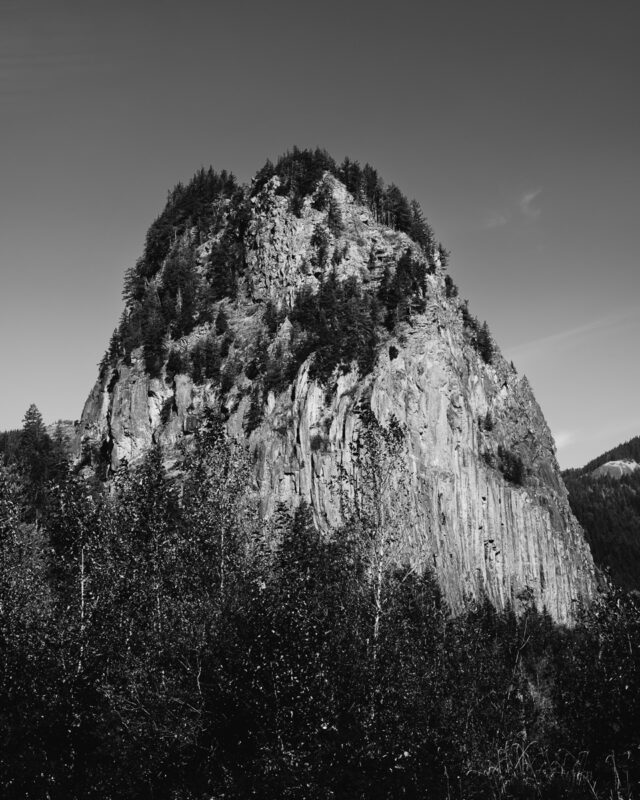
xmin=76 ymin=171 xmax=596 ymax=621
xmin=591 ymin=460 xmax=640 ymax=479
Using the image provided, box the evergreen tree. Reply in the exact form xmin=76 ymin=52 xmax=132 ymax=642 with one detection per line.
xmin=166 ymin=347 xmax=189 ymax=381
xmin=141 ymin=286 xmax=166 ymax=377
xmin=409 ymin=198 xmax=434 ymax=254
xmin=363 ymin=163 xmax=383 ymax=219
xmin=98 ymin=328 xmax=122 ymax=377
xmin=476 ymin=320 xmax=494 ymax=364
xmin=444 ymin=273 xmax=458 ymax=298
xmin=383 ymin=184 xmax=412 ymax=232
xmin=19 ymin=404 xmax=51 ymax=518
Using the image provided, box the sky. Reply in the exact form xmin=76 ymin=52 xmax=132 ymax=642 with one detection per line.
xmin=0 ymin=0 xmax=638 ymax=468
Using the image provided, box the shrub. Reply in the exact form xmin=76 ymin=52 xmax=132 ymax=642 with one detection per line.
xmin=498 ymin=445 xmax=524 ymax=485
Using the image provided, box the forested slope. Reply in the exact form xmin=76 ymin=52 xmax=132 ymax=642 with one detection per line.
xmin=564 ymin=436 xmax=640 ymax=591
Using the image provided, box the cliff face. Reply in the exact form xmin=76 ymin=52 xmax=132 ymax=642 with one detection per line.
xmin=76 ymin=166 xmax=596 ymax=621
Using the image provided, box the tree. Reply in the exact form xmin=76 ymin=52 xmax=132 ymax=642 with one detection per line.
xmin=141 ymin=286 xmax=166 ymax=377
xmin=498 ymin=445 xmax=524 ymax=485
xmin=337 ymin=403 xmax=408 ymax=725
xmin=363 ymin=164 xmax=383 ymax=219
xmin=409 ymin=199 xmax=434 ymax=253
xmin=327 ymin=196 xmax=344 ymax=235
xmin=18 ymin=404 xmax=51 ymax=519
xmin=98 ymin=328 xmax=122 ymax=377
xmin=476 ymin=320 xmax=494 ymax=364
xmin=383 ymin=184 xmax=412 ymax=232
xmin=20 ymin=403 xmax=46 ymax=457
xmin=0 ymin=464 xmax=58 ymax=797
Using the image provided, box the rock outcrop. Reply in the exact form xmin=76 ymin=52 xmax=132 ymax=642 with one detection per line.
xmin=76 ymin=163 xmax=596 ymax=621
xmin=591 ymin=460 xmax=640 ymax=479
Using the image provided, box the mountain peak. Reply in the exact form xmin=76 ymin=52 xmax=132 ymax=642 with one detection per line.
xmin=75 ymin=149 xmax=596 ymax=621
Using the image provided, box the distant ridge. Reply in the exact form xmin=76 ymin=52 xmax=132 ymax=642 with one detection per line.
xmin=580 ymin=435 xmax=640 ymax=474
xmin=563 ymin=435 xmax=640 ymax=591
xmin=591 ymin=459 xmax=640 ymax=479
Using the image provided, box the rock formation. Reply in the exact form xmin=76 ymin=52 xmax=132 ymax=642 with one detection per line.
xmin=591 ymin=460 xmax=640 ymax=479
xmin=76 ymin=154 xmax=596 ymax=621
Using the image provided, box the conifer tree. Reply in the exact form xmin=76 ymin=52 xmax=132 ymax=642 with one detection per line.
xmin=141 ymin=287 xmax=166 ymax=377
xmin=19 ymin=404 xmax=51 ymax=518
xmin=476 ymin=321 xmax=494 ymax=364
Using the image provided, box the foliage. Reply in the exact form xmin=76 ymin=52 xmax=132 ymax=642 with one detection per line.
xmin=461 ymin=301 xmax=495 ymax=363
xmin=98 ymin=149 xmax=451 ymax=390
xmin=0 ymin=429 xmax=22 ymax=466
xmin=564 ymin=467 xmax=640 ymax=591
xmin=580 ymin=435 xmax=640 ymax=474
xmin=0 ymin=405 xmax=70 ymax=520
xmin=336 ymin=157 xmax=436 ymax=252
xmin=244 ymin=384 xmax=264 ymax=435
xmin=251 ymin=148 xmax=435 ymax=255
xmin=252 ymin=245 xmax=432 ymax=398
xmin=476 ymin=320 xmax=494 ymax=364
xmin=190 ymin=333 xmax=221 ymax=384
xmin=290 ymin=272 xmax=380 ymax=385
xmin=252 ymin=146 xmax=338 ymax=215
xmin=1 ymin=416 xmax=640 ymax=797
xmin=480 ymin=409 xmax=495 ymax=432
xmin=498 ymin=444 xmax=525 ymax=485
xmin=378 ymin=248 xmax=429 ymax=330
xmin=562 ymin=435 xmax=640 ymax=592
xmin=112 ymin=168 xmax=244 ymax=373
xmin=165 ymin=347 xmax=190 ymax=382
xmin=123 ymin=167 xmax=239 ymax=300
xmin=444 ymin=272 xmax=458 ymax=298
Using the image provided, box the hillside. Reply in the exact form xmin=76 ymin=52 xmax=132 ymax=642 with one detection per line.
xmin=581 ymin=435 xmax=640 ymax=473
xmin=564 ymin=436 xmax=640 ymax=591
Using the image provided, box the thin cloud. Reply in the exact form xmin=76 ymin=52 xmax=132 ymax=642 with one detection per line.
xmin=519 ymin=189 xmax=542 ymax=220
xmin=554 ymin=430 xmax=576 ymax=451
xmin=504 ymin=309 xmax=638 ymax=363
xmin=480 ymin=188 xmax=542 ymax=230
xmin=482 ymin=211 xmax=508 ymax=230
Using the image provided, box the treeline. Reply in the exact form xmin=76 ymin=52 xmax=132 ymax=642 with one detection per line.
xmin=111 ymin=167 xmax=246 ymax=378
xmin=0 ymin=404 xmax=69 ymax=519
xmin=123 ymin=167 xmax=240 ymax=302
xmin=580 ymin=435 xmax=640 ymax=474
xmin=564 ymin=468 xmax=640 ymax=591
xmin=101 ymin=150 xmax=441 ymax=381
xmin=563 ymin=436 xmax=640 ymax=591
xmin=2 ymin=411 xmax=640 ymax=798
xmin=98 ymin=149 xmax=496 ymax=419
xmin=105 ymin=242 xmax=434 ymax=399
xmin=252 ymin=146 xmax=438 ymax=254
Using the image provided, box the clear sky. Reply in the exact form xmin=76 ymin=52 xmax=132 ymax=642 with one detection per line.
xmin=1 ymin=0 xmax=638 ymax=468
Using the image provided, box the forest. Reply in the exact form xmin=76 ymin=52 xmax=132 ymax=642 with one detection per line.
xmin=1 ymin=404 xmax=640 ymax=799
xmin=563 ymin=437 xmax=640 ymax=592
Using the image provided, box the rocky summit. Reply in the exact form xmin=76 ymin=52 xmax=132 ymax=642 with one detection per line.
xmin=591 ymin=459 xmax=640 ymax=479
xmin=76 ymin=149 xmax=596 ymax=621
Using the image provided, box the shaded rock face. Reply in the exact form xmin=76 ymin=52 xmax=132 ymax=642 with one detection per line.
xmin=76 ymin=172 xmax=596 ymax=622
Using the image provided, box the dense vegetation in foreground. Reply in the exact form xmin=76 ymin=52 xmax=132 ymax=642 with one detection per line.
xmin=2 ymin=410 xmax=640 ymax=799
